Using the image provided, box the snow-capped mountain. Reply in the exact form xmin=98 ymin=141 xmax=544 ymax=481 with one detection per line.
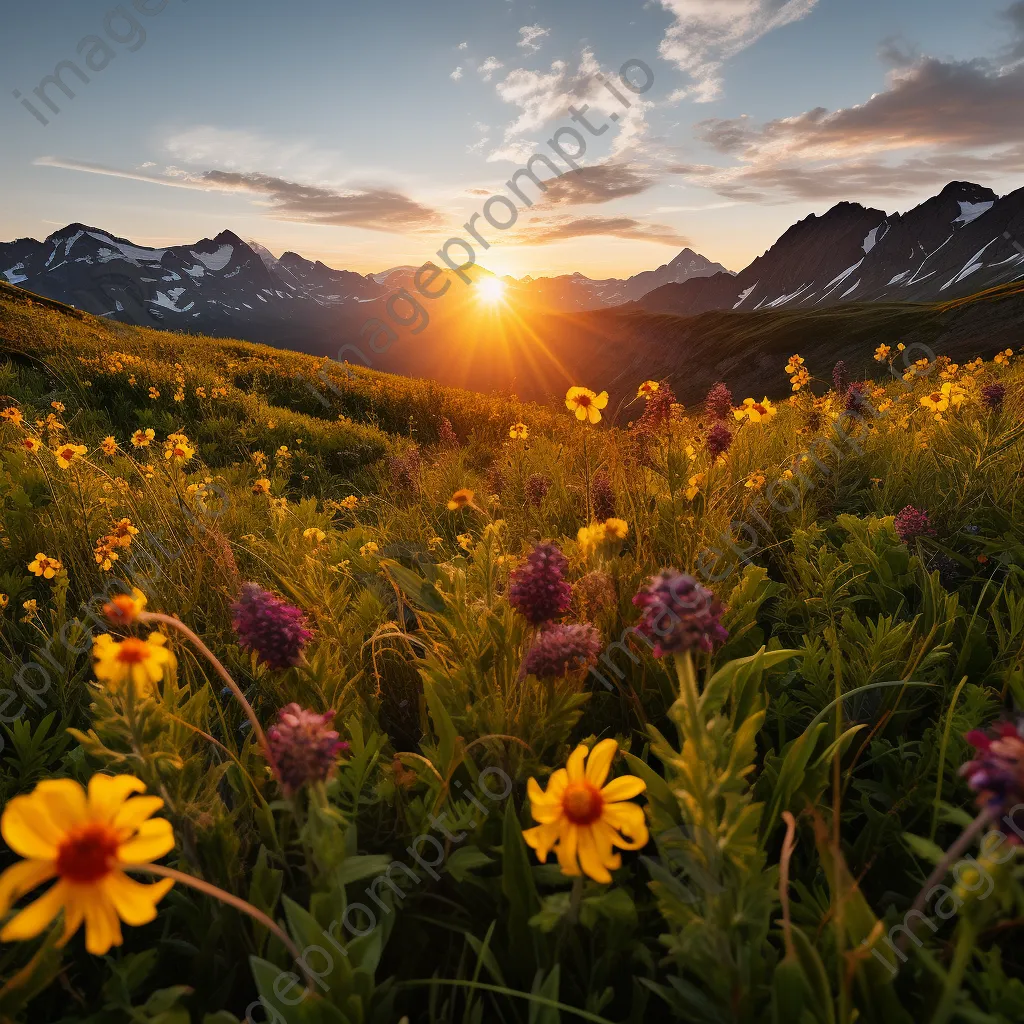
xmin=636 ymin=182 xmax=1024 ymax=315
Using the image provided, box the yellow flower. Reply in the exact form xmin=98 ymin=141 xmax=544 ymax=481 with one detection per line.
xmin=920 ymin=388 xmax=949 ymax=417
xmin=685 ymin=473 xmax=704 ymax=501
xmin=785 ymin=354 xmax=805 ymax=375
xmin=637 ymin=380 xmax=660 ymax=399
xmin=577 ymin=522 xmax=607 ymax=557
xmin=456 ymin=533 xmax=473 ymax=552
xmin=447 ymin=488 xmax=475 ymax=511
xmin=0 ymin=594 xmax=8 ymax=611
xmin=428 ymin=536 xmax=444 ymax=551
xmin=100 ymin=436 xmax=118 ymax=456
xmin=304 ymin=528 xmax=326 ymax=544
xmin=53 ymin=443 xmax=88 ymax=469
xmin=21 ymin=436 xmax=41 ymax=454
xmin=0 ymin=407 xmax=23 ymax=426
xmin=21 ymin=600 xmax=38 ymax=622
xmin=603 ymin=518 xmax=629 ymax=541
xmin=874 ymin=344 xmax=891 ymax=362
xmin=50 ymin=402 xmax=65 ymax=413
xmin=994 ymin=348 xmax=1013 ymax=367
xmin=565 ymin=386 xmax=609 ymax=425
xmin=163 ymin=439 xmax=195 ymax=463
xmin=131 ymin=429 xmax=155 ymax=448
xmin=93 ymin=633 xmax=174 ymax=697
xmin=28 ymin=553 xmax=62 ymax=579
xmin=147 ymin=388 xmax=160 ymax=400
xmin=359 ymin=541 xmax=379 ymax=557
xmin=109 ymin=519 xmax=139 ymax=548
xmin=340 ymin=495 xmax=359 ymax=511
xmin=0 ymin=774 xmax=175 ymax=955
xmin=734 ymin=397 xmax=777 ymax=424
xmin=251 ymin=478 xmax=271 ymax=495
xmin=509 ymin=422 xmax=529 ymax=440
xmin=102 ymin=589 xmax=148 ymax=626
xmin=897 ymin=343 xmax=906 ymax=352
xmin=523 ymin=740 xmax=648 ymax=883
xmin=745 ymin=472 xmax=766 ymax=491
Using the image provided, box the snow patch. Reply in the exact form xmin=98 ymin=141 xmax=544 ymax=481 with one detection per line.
xmin=940 ymin=238 xmax=1000 ymax=291
xmin=3 ymin=264 xmax=28 ymax=285
xmin=953 ymin=201 xmax=994 ymax=226
xmin=863 ymin=221 xmax=888 ymax=254
xmin=841 ymin=280 xmax=861 ymax=298
xmin=888 ymin=270 xmax=911 ymax=286
xmin=185 ymin=264 xmax=205 ymax=278
xmin=190 ymin=244 xmax=233 ymax=273
xmin=149 ymin=290 xmax=194 ymax=313
xmin=87 ymin=232 xmax=167 ymax=265
xmin=64 ymin=230 xmax=84 ymax=257
xmin=732 ymin=282 xmax=758 ymax=309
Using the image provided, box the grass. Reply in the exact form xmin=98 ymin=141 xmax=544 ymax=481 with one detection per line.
xmin=1 ymin=282 xmax=1024 ymax=1023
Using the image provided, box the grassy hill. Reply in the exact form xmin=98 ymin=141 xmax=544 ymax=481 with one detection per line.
xmin=2 ymin=280 xmax=1024 ymax=1022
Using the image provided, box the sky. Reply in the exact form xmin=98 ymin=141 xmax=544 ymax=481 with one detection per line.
xmin=2 ymin=0 xmax=1024 ymax=280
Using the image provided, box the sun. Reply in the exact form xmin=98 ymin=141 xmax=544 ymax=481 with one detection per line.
xmin=477 ymin=277 xmax=507 ymax=305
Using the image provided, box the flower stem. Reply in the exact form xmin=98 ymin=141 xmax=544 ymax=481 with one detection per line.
xmin=141 ymin=611 xmax=277 ymax=776
xmin=125 ymin=863 xmax=315 ymax=990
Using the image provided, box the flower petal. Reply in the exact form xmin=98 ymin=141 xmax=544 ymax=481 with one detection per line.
xmin=116 ymin=817 xmax=174 ymax=864
xmin=593 ymin=392 xmax=609 ymax=410
xmin=584 ymin=738 xmax=618 ymax=787
xmin=600 ymin=799 xmax=648 ymax=844
xmin=0 ymin=881 xmax=66 ymax=942
xmin=102 ymin=870 xmax=174 ymax=926
xmin=2 ymin=795 xmax=63 ymax=859
xmin=82 ymin=889 xmax=123 ymax=955
xmin=600 ymin=775 xmax=646 ymax=803
xmin=522 ymin=822 xmax=561 ymax=863
xmin=113 ymin=796 xmax=166 ymax=836
xmin=33 ymin=779 xmax=88 ymax=827
xmin=88 ymin=775 xmax=147 ymax=825
xmin=0 ymin=859 xmax=56 ymax=915
xmin=566 ymin=745 xmax=588 ymax=782
xmin=554 ymin=822 xmax=581 ymax=876
xmin=576 ymin=826 xmax=612 ymax=883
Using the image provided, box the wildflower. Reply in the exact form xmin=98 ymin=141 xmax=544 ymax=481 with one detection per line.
xmin=50 ymin=402 xmax=65 ymax=413
xmin=21 ymin=600 xmax=38 ymax=622
xmin=509 ymin=422 xmax=529 ymax=440
xmin=252 ymin=450 xmax=268 ymax=472
xmin=734 ymin=397 xmax=777 ymax=424
xmin=447 ymin=488 xmax=475 ymax=511
xmin=438 ymin=417 xmax=458 ymax=447
xmin=109 ymin=519 xmax=138 ymax=548
xmin=0 ymin=774 xmax=175 ymax=955
xmin=28 ymin=553 xmax=62 ymax=579
xmin=0 ymin=407 xmax=23 ymax=426
xmin=632 ymin=571 xmax=728 ymax=657
xmin=509 ymin=542 xmax=572 ymax=625
xmin=705 ymin=423 xmax=732 ymax=458
xmin=102 ymin=589 xmax=148 ymax=626
xmin=523 ymin=739 xmax=648 ymax=883
xmin=148 ymin=387 xmax=160 ymax=400
xmin=276 ymin=446 xmax=290 ymax=458
xmin=233 ymin=584 xmax=313 ymax=670
xmin=456 ymin=533 xmax=474 ymax=552
xmin=53 ymin=443 xmax=88 ymax=469
xmin=982 ymin=383 xmax=1006 ymax=410
xmin=101 ymin=436 xmax=118 ymax=456
xmin=894 ymin=505 xmax=936 ymax=543
xmin=428 ymin=536 xmax=444 ymax=552
xmin=960 ymin=720 xmax=1024 ymax=831
xmin=0 ymin=594 xmax=6 ymax=611
xmin=705 ymin=382 xmax=733 ymax=420
xmin=832 ymin=361 xmax=847 ymax=394
xmin=920 ymin=388 xmax=949 ymax=417
xmin=685 ymin=473 xmax=704 ymax=500
xmin=359 ymin=541 xmax=379 ymax=557
xmin=592 ymin=473 xmax=616 ymax=521
xmin=874 ymin=344 xmax=891 ymax=362
xmin=565 ymin=386 xmax=609 ymax=425
xmin=522 ymin=623 xmax=602 ymax=679
xmin=93 ymin=633 xmax=174 ymax=696
xmin=636 ymin=385 xmax=677 ymax=430
xmin=525 ymin=474 xmax=551 ymax=507
xmin=131 ymin=429 xmax=155 ymax=448
xmin=603 ymin=518 xmax=628 ymax=541
xmin=267 ymin=704 xmax=349 ymax=795
xmin=252 ymin=478 xmax=271 ymax=496
xmin=785 ymin=354 xmax=805 ymax=375
xmin=994 ymin=349 xmax=1013 ymax=367
xmin=340 ymin=495 xmax=359 ymax=511
xmin=790 ymin=367 xmax=811 ymax=392
xmin=21 ymin=436 xmax=41 ymax=453
xmin=745 ymin=472 xmax=766 ymax=491
xmin=637 ymin=380 xmax=660 ymax=399
xmin=844 ymin=383 xmax=869 ymax=414
xmin=577 ymin=523 xmax=607 ymax=557
xmin=303 ymin=528 xmax=326 ymax=544
xmin=163 ymin=437 xmax=195 ymax=463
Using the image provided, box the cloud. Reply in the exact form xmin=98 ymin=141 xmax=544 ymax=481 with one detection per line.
xmin=657 ymin=0 xmax=819 ymax=101
xmin=458 ymin=41 xmax=469 ymax=51
xmin=451 ymin=66 xmax=464 ymax=81
xmin=539 ymin=163 xmax=658 ymax=205
xmin=478 ymin=57 xmax=505 ymax=82
xmin=35 ymin=157 xmax=442 ymax=233
xmin=677 ymin=29 xmax=1024 ymax=202
xmin=518 ymin=24 xmax=550 ymax=53
xmin=516 ymin=215 xmax=688 ymax=246
xmin=1003 ymin=2 xmax=1024 ymax=60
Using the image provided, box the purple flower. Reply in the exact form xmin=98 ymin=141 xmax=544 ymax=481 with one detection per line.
xmin=389 ymin=445 xmax=421 ymax=494
xmin=637 ymin=385 xmax=677 ymax=430
xmin=982 ymin=383 xmax=1006 ymax=410
xmin=832 ymin=360 xmax=847 ymax=395
xmin=232 ymin=583 xmax=313 ymax=670
xmin=632 ymin=571 xmax=727 ymax=657
xmin=893 ymin=505 xmax=935 ymax=544
xmin=961 ymin=720 xmax=1024 ymax=836
xmin=525 ymin=473 xmax=551 ymax=507
xmin=438 ymin=417 xmax=458 ymax=447
xmin=592 ymin=473 xmax=616 ymax=521
xmin=509 ymin=542 xmax=572 ymax=625
xmin=706 ymin=423 xmax=733 ymax=459
xmin=268 ymin=703 xmax=348 ymax=794
xmin=844 ymin=383 xmax=868 ymax=414
xmin=705 ymin=382 xmax=733 ymax=421
xmin=521 ymin=623 xmax=602 ymax=679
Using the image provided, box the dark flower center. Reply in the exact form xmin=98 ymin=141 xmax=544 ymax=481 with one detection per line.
xmin=562 ymin=782 xmax=603 ymax=825
xmin=56 ymin=823 xmax=120 ymax=883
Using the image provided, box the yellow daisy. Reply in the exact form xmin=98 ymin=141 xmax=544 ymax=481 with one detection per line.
xmin=92 ymin=633 xmax=174 ymax=697
xmin=523 ymin=740 xmax=648 ymax=883
xmin=565 ymin=387 xmax=609 ymax=425
xmin=251 ymin=478 xmax=271 ymax=495
xmin=0 ymin=774 xmax=174 ymax=955
xmin=28 ymin=553 xmax=62 ymax=579
xmin=734 ymin=397 xmax=777 ymax=424
xmin=53 ymin=443 xmax=88 ymax=469
xmin=0 ymin=407 xmax=23 ymax=426
xmin=102 ymin=589 xmax=148 ymax=627
xmin=509 ymin=422 xmax=529 ymax=440
xmin=131 ymin=429 xmax=155 ymax=449
xmin=447 ymin=488 xmax=475 ymax=511
xmin=21 ymin=436 xmax=42 ymax=454
xmin=637 ymin=380 xmax=660 ymax=400
xmin=303 ymin=528 xmax=326 ymax=544
xmin=100 ymin=436 xmax=118 ymax=456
